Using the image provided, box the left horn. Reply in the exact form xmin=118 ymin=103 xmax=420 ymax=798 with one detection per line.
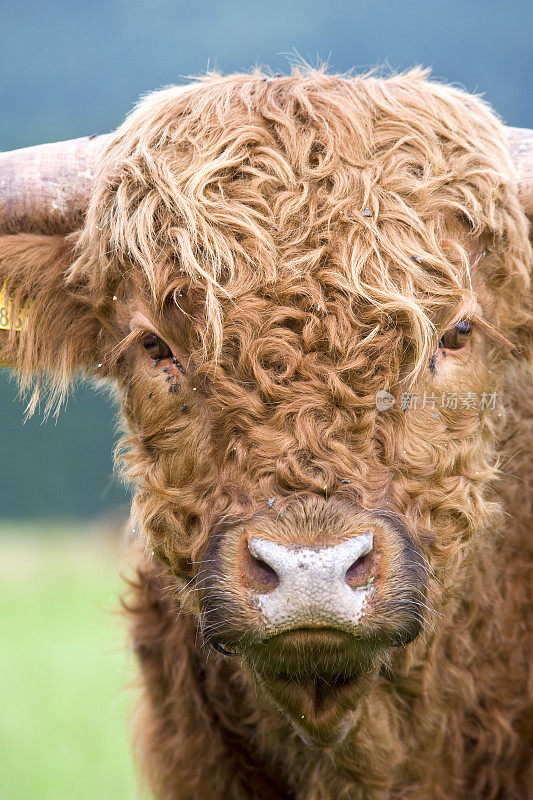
xmin=0 ymin=134 xmax=111 ymax=235
xmin=507 ymin=127 xmax=533 ymax=219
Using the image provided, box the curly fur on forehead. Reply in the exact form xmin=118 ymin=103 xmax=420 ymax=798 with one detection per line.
xmin=74 ymin=67 xmax=530 ymax=375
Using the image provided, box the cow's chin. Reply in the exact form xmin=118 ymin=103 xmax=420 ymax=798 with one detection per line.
xmin=244 ymin=629 xmax=383 ymax=748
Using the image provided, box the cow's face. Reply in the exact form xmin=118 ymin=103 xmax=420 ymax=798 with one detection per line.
xmin=104 ymin=237 xmax=521 ymax=745
xmin=74 ymin=74 xmax=530 ymax=747
xmin=3 ymin=72 xmax=530 ymax=747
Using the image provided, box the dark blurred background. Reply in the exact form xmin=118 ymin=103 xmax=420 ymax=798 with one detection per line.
xmin=1 ymin=0 xmax=532 ymax=519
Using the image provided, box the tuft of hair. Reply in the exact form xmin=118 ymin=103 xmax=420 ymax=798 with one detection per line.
xmin=73 ymin=66 xmax=530 ymax=379
xmin=1 ymin=66 xmax=530 ymax=410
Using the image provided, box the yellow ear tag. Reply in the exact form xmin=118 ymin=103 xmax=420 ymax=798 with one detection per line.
xmin=0 ymin=285 xmax=29 ymax=331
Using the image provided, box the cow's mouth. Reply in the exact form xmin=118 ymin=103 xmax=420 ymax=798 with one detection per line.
xmin=253 ymin=667 xmax=377 ymax=748
xmin=246 ymin=629 xmax=382 ymax=747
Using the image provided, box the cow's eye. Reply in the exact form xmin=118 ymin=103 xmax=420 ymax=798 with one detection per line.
xmin=141 ymin=333 xmax=172 ymax=361
xmin=439 ymin=321 xmax=472 ymax=351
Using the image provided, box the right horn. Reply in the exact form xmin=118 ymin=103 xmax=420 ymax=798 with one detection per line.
xmin=0 ymin=134 xmax=111 ymax=235
xmin=507 ymin=127 xmax=533 ymax=219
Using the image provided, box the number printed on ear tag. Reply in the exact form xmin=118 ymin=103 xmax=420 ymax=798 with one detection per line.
xmin=0 ymin=286 xmax=29 ymax=331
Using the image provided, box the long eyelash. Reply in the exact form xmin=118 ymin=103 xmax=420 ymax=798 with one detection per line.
xmin=439 ymin=315 xmax=514 ymax=352
xmin=108 ymin=327 xmax=176 ymax=368
xmin=469 ymin=314 xmax=514 ymax=349
xmin=108 ymin=328 xmax=146 ymax=367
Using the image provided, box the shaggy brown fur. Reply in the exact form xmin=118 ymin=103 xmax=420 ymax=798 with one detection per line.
xmin=1 ymin=68 xmax=532 ymax=799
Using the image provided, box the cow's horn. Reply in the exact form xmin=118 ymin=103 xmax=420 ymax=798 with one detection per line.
xmin=0 ymin=134 xmax=111 ymax=235
xmin=507 ymin=127 xmax=533 ymax=219
xmin=1 ymin=128 xmax=531 ymax=234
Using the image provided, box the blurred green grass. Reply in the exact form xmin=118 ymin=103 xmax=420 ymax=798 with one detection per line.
xmin=0 ymin=523 xmax=137 ymax=800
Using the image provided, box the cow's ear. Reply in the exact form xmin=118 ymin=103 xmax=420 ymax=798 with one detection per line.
xmin=0 ymin=134 xmax=112 ymax=405
xmin=0 ymin=232 xmax=101 ymax=403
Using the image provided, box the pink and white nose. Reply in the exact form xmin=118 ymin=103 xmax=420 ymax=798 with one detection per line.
xmin=245 ymin=534 xmax=375 ymax=634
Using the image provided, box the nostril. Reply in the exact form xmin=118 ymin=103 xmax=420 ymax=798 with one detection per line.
xmin=242 ymin=542 xmax=280 ymax=594
xmin=252 ymin=556 xmax=280 ymax=592
xmin=345 ymin=551 xmax=376 ymax=590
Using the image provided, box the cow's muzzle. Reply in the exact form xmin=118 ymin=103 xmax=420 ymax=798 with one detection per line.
xmin=200 ymin=497 xmax=427 ymax=746
xmin=201 ymin=497 xmax=427 ymax=657
xmin=244 ymin=533 xmax=375 ymax=634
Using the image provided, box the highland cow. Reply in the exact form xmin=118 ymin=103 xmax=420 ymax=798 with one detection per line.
xmin=1 ymin=69 xmax=532 ymax=800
